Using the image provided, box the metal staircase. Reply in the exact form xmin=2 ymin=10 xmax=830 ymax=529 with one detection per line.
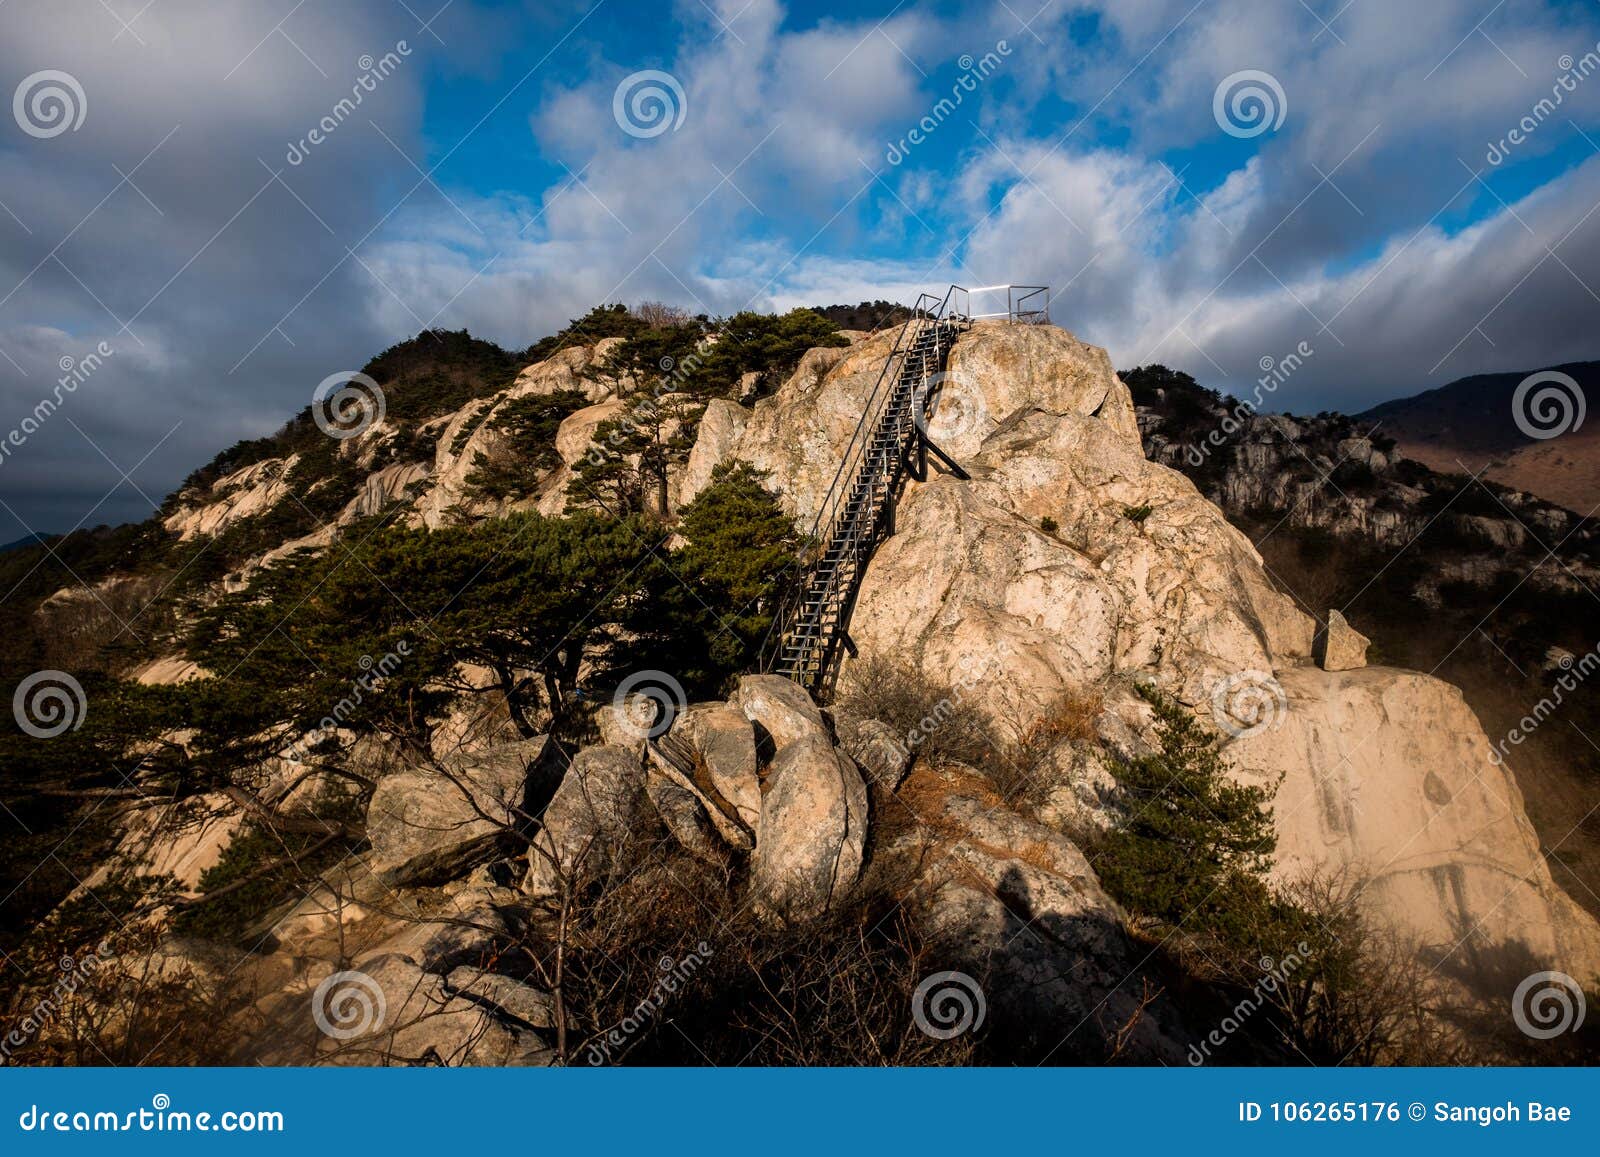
xmin=758 ymin=285 xmax=977 ymax=697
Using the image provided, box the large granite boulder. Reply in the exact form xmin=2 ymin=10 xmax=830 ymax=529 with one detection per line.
xmin=645 ymin=769 xmax=729 ymax=866
xmin=1316 ymin=609 xmax=1370 ymax=671
xmin=354 ymin=887 xmax=520 ymax=976
xmin=675 ymin=700 xmax=761 ymax=830
xmin=749 ymin=737 xmax=868 ymax=921
xmin=523 ymin=744 xmax=647 ymax=901
xmin=309 ymin=955 xmax=549 ymax=1067
xmin=845 ymin=408 xmax=1312 ymax=720
xmin=366 ymin=739 xmax=546 ymax=887
xmin=445 ymin=966 xmax=555 ymax=1030
xmin=1230 ymin=666 xmax=1600 ymax=988
xmin=736 ymin=674 xmax=830 ymax=752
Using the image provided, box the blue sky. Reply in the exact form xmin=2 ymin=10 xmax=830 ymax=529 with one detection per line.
xmin=3 ymin=0 xmax=1600 ymax=530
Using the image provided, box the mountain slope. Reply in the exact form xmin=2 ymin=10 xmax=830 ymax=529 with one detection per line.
xmin=4 ymin=323 xmax=1599 ymax=1067
xmin=1129 ymin=363 xmax=1600 ymax=933
xmin=1357 ymin=360 xmax=1600 ymax=512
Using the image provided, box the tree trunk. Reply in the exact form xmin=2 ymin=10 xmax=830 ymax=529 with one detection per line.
xmin=496 ymin=663 xmax=540 ymax=739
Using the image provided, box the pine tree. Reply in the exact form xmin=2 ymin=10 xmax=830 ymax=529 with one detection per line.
xmin=464 ymin=389 xmax=588 ymax=502
xmin=698 ymin=309 xmax=848 ymax=398
xmin=1094 ymin=683 xmax=1279 ymax=942
xmin=567 ymin=393 xmax=703 ymax=517
xmin=625 ymin=461 xmax=800 ymax=697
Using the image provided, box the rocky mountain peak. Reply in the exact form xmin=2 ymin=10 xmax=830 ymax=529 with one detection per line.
xmin=9 ymin=314 xmax=1598 ymax=1067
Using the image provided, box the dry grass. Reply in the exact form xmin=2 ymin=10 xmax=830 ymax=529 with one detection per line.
xmin=1028 ymin=689 xmax=1104 ymax=746
xmin=986 ymin=688 xmax=1104 ymax=813
xmin=555 ymin=837 xmax=974 ymax=1065
xmin=834 ymin=656 xmax=999 ymax=769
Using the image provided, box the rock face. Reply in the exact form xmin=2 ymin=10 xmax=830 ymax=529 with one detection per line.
xmin=750 ymin=737 xmax=869 ymax=921
xmin=736 ymin=674 xmax=830 ymax=752
xmin=676 ymin=398 xmax=750 ymax=508
xmin=535 ymin=399 xmax=628 ymax=517
xmin=523 ymin=744 xmax=647 ymax=901
xmin=894 ymin=767 xmax=1190 ymax=1062
xmin=511 ymin=338 xmax=625 ymax=403
xmin=713 ymin=343 xmax=859 ymax=524
xmin=646 ymin=770 xmax=728 ymax=865
xmin=1231 ymin=667 xmax=1600 ymax=982
xmin=312 ymin=954 xmax=549 ymax=1067
xmin=446 ymin=966 xmax=555 ymax=1029
xmin=366 ymin=739 xmax=545 ymax=887
xmin=846 ymin=331 xmax=1312 ymax=719
xmin=676 ymin=701 xmax=761 ymax=831
xmin=164 ymin=456 xmax=298 ymax=540
xmin=1316 ymin=609 xmax=1370 ymax=671
xmin=349 ymin=461 xmax=430 ymax=520
xmin=1138 ymin=379 xmax=1600 ymax=599
xmin=686 ymin=317 xmax=1600 ymax=992
xmin=229 ymin=868 xmax=552 ymax=1067
xmin=645 ymin=735 xmax=754 ymax=853
xmin=596 ymin=693 xmax=657 ymax=751
xmin=79 ymin=793 xmax=243 ymax=894
xmin=413 ymin=344 xmax=627 ymax=529
xmin=837 ymin=716 xmax=912 ymax=791
xmin=355 ymin=890 xmax=517 ymax=976
xmin=717 ymin=325 xmax=1146 ymax=527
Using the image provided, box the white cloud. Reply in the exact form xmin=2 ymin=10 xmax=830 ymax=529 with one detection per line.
xmin=5 ymin=0 xmax=1599 ymax=532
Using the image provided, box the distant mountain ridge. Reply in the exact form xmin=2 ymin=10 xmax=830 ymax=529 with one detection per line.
xmin=1356 ymin=360 xmax=1600 ymax=513
xmin=0 ymin=533 xmax=51 ymax=553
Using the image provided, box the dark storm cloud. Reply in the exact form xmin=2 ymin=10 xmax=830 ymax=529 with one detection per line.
xmin=0 ymin=0 xmax=473 ymax=532
xmin=3 ymin=0 xmax=1599 ymax=532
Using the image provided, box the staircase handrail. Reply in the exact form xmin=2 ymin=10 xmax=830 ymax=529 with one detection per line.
xmin=759 ymin=287 xmax=962 ymax=671
xmin=954 ymin=284 xmax=1050 ymax=323
xmin=758 ymin=313 xmax=925 ymax=670
xmin=801 ymin=284 xmax=967 ymax=548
